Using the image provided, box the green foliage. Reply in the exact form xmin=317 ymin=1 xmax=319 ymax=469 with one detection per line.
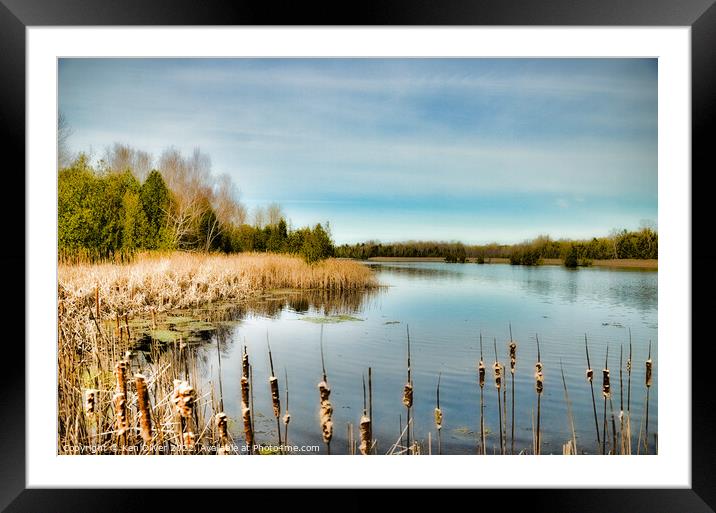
xmin=300 ymin=223 xmax=334 ymax=264
xmin=336 ymin=230 xmax=657 ymax=264
xmin=58 ymin=154 xmax=337 ymax=263
xmin=563 ymin=245 xmax=578 ymax=268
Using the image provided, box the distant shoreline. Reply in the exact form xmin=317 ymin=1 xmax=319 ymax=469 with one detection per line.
xmin=363 ymin=256 xmax=658 ymax=270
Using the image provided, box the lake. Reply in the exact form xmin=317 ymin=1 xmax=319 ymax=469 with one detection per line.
xmin=181 ymin=261 xmax=658 ymax=455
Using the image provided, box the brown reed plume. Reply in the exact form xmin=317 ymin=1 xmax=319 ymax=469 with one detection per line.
xmin=493 ymin=337 xmax=504 ymax=455
xmin=359 ymin=372 xmax=373 ymax=455
xmin=602 ymin=346 xmax=611 ymax=455
xmin=135 ymin=373 xmax=153 ymax=448
xmin=478 ymin=333 xmax=486 ymax=455
xmin=508 ymin=323 xmax=517 ymax=454
xmin=434 ymin=372 xmax=443 ymax=455
xmin=585 ymin=335 xmax=601 ymax=448
xmin=402 ymin=326 xmax=414 ymax=454
xmin=534 ymin=334 xmax=544 ymax=455
xmin=318 ymin=325 xmax=333 ymax=454
xmin=267 ymin=335 xmax=282 ymax=446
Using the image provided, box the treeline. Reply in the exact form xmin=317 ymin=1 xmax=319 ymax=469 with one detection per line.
xmin=58 ymin=146 xmax=334 ymax=263
xmin=335 ymin=229 xmax=658 ymax=265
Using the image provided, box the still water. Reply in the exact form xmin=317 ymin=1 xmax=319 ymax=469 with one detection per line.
xmin=189 ymin=262 xmax=657 ymax=455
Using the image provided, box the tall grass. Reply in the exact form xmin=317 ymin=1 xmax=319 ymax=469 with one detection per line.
xmin=59 ymin=252 xmax=378 ymax=318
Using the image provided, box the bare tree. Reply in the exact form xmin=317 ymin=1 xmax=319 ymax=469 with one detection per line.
xmin=266 ymin=202 xmax=285 ymax=226
xmin=159 ymin=147 xmax=213 ymax=250
xmin=203 ymin=173 xmax=242 ymax=251
xmin=253 ymin=206 xmax=266 ymax=229
xmin=103 ymin=143 xmax=153 ymax=180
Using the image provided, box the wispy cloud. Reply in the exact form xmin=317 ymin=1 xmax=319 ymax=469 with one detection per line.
xmin=59 ymin=58 xmax=657 ymax=244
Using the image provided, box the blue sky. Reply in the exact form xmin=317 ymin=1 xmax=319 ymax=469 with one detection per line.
xmin=58 ymin=58 xmax=657 ymax=245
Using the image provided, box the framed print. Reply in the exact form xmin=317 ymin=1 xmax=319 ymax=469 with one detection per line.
xmin=4 ymin=0 xmax=715 ymax=511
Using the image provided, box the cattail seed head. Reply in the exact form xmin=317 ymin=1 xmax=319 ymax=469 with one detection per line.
xmin=172 ymin=380 xmax=196 ymax=418
xmin=402 ymin=382 xmax=414 ymax=408
xmin=283 ymin=412 xmax=291 ymax=426
xmin=586 ymin=368 xmax=594 ymax=382
xmin=112 ymin=392 xmax=128 ymax=436
xmin=216 ymin=412 xmax=228 ymax=440
xmin=318 ymin=381 xmax=333 ymax=444
xmin=509 ymin=341 xmax=517 ymax=373
xmin=135 ymin=374 xmax=152 ymax=445
xmin=84 ymin=389 xmax=98 ymax=414
xmin=434 ymin=407 xmax=443 ymax=430
xmin=269 ymin=376 xmax=280 ymax=418
xmin=114 ymin=360 xmax=128 ymax=397
xmin=240 ymin=377 xmax=250 ymax=407
xmin=535 ymin=362 xmax=544 ymax=394
xmin=626 ymin=358 xmax=632 ymax=373
xmin=478 ymin=360 xmax=486 ymax=388
xmin=359 ymin=414 xmax=372 ymax=455
xmin=645 ymin=358 xmax=653 ymax=388
xmin=242 ymin=407 xmax=254 ymax=447
xmin=319 ymin=401 xmax=333 ymax=444
xmin=602 ymin=369 xmax=611 ymax=398
xmin=242 ymin=352 xmax=250 ymax=379
xmin=183 ymin=431 xmax=196 ymax=449
xmin=493 ymin=361 xmax=502 ymax=389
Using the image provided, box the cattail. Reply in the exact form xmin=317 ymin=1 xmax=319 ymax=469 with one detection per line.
xmin=644 ymin=340 xmax=653 ymax=454
xmin=318 ymin=381 xmax=334 ymax=445
xmin=113 ymin=392 xmax=128 ymax=437
xmin=216 ymin=412 xmax=228 ymax=440
xmin=172 ymin=379 xmax=196 ymax=418
xmin=493 ymin=361 xmax=502 ymax=389
xmin=509 ymin=341 xmax=517 ymax=374
xmin=183 ymin=431 xmax=196 ymax=449
xmin=493 ymin=338 xmax=504 ymax=454
xmin=403 ymin=326 xmax=413 ymax=453
xmin=114 ymin=360 xmax=128 ymax=398
xmin=135 ymin=374 xmax=152 ymax=446
xmin=534 ymin=334 xmax=543 ymax=455
xmin=242 ymin=350 xmax=250 ymax=382
xmin=84 ymin=389 xmax=98 ymax=415
xmin=241 ymin=377 xmax=250 ymax=407
xmin=535 ymin=362 xmax=544 ymax=394
xmin=270 ymin=376 xmax=281 ymax=418
xmin=602 ymin=347 xmax=610 ymax=455
xmin=585 ymin=335 xmax=601 ymax=448
xmin=359 ymin=413 xmax=372 ymax=455
xmin=478 ymin=333 xmax=486 ymax=455
xmin=434 ymin=407 xmax=443 ymax=430
xmin=602 ymin=368 xmax=611 ymax=398
xmin=283 ymin=368 xmax=291 ymax=446
xmin=402 ymin=383 xmax=414 ymax=408
xmin=266 ymin=337 xmax=282 ymax=446
xmin=242 ymin=406 xmax=254 ymax=449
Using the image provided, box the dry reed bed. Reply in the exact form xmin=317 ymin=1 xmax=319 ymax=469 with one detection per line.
xmin=59 ymin=252 xmax=378 ymax=317
xmin=57 ymin=252 xmax=377 ymax=455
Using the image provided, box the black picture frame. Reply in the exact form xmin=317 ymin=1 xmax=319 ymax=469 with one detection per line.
xmin=3 ymin=1 xmax=713 ymax=511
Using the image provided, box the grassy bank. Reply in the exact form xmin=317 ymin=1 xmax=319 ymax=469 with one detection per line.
xmin=366 ymin=256 xmax=657 ymax=270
